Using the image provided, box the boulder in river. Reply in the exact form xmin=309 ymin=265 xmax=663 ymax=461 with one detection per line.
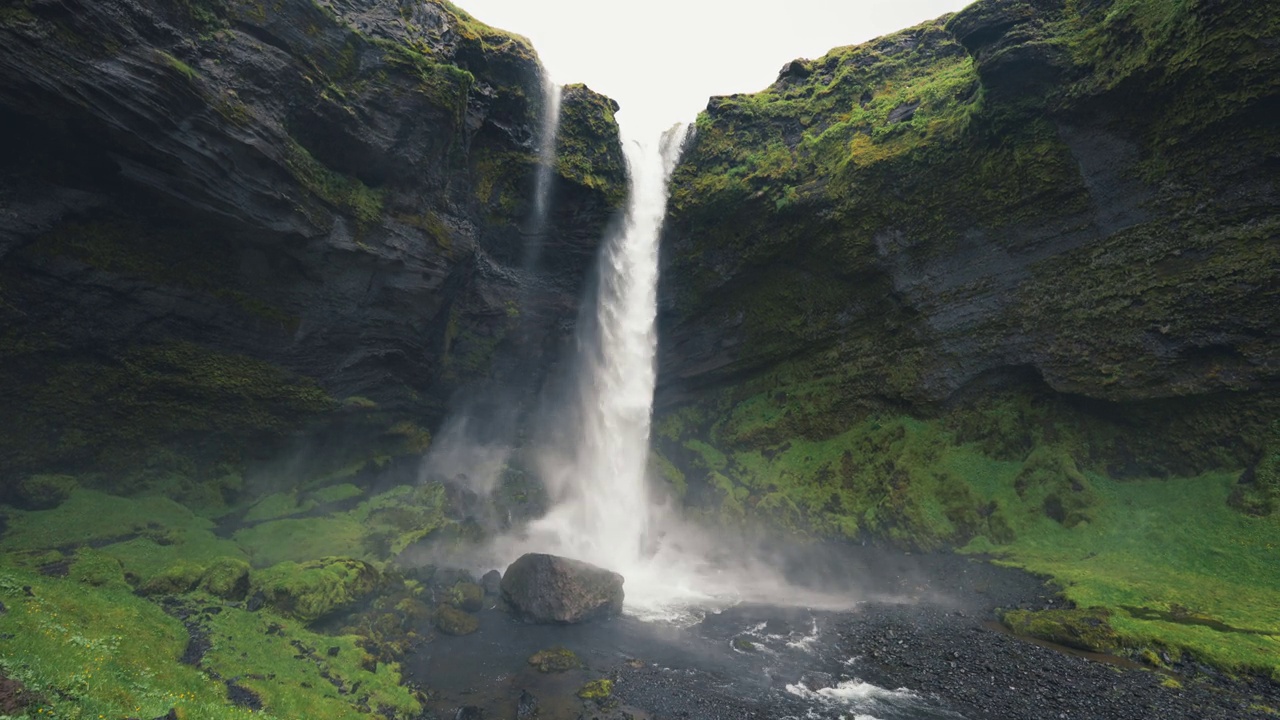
xmin=500 ymin=553 xmax=624 ymax=624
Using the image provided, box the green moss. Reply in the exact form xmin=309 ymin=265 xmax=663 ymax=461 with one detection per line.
xmin=138 ymin=562 xmax=207 ymax=596
xmin=68 ymin=548 xmax=127 ymax=588
xmin=555 ymin=84 xmax=627 ymax=207
xmin=577 ymin=678 xmax=613 ymax=700
xmin=156 ymin=49 xmax=199 ymax=81
xmin=283 ymin=138 xmax=384 ymax=223
xmin=449 ymin=581 xmax=484 ymax=612
xmin=9 ymin=474 xmax=77 ymax=510
xmin=0 ymin=566 xmax=250 ymax=719
xmin=1001 ymin=607 xmax=1120 ymax=653
xmin=233 ymin=482 xmax=450 ymax=566
xmin=434 ymin=604 xmax=478 ymax=636
xmin=965 ymin=470 xmax=1280 ymax=678
xmin=649 ymin=451 xmax=688 ymax=498
xmin=528 ymin=646 xmax=580 ymax=673
xmin=0 ymin=336 xmax=332 ymax=477
xmin=199 ymin=557 xmax=251 ymax=600
xmin=201 ymin=598 xmax=420 ymax=718
xmin=253 ymin=557 xmax=381 ymax=622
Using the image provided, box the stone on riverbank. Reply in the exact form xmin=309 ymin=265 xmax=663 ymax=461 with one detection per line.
xmin=501 ymin=553 xmax=623 ymax=624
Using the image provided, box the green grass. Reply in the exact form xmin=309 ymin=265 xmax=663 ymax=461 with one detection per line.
xmin=0 ymin=567 xmax=257 ymax=719
xmin=965 ymin=472 xmax=1280 ymax=677
xmin=201 ymin=599 xmax=420 ymax=718
xmin=657 ymin=380 xmax=1280 ymax=679
xmin=233 ymin=483 xmax=450 ymax=566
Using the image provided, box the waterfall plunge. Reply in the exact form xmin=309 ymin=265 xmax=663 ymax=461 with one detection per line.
xmin=528 ymin=125 xmax=687 ymax=565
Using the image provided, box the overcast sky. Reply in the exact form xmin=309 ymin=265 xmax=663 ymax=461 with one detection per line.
xmin=458 ymin=0 xmax=974 ymax=136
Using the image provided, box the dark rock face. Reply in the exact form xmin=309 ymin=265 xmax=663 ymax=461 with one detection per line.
xmin=500 ymin=553 xmax=624 ymax=624
xmin=657 ymin=0 xmax=1278 ymax=470
xmin=0 ymin=0 xmax=626 ymax=477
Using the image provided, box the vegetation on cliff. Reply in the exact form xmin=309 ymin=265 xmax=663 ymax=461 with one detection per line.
xmin=657 ymin=0 xmax=1279 ymax=681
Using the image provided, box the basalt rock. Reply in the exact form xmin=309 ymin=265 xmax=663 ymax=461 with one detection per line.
xmin=500 ymin=553 xmax=624 ymax=624
xmin=656 ymin=0 xmax=1278 ymax=484
xmin=0 ymin=0 xmax=627 ymax=479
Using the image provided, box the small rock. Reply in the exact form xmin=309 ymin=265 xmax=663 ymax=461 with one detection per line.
xmin=517 ymin=689 xmax=539 ymax=720
xmin=481 ymin=569 xmax=502 ymax=596
xmin=436 ymin=605 xmax=479 ymax=636
xmin=528 ymin=646 xmax=580 ymax=673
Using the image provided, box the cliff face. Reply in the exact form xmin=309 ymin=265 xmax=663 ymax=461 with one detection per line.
xmin=662 ymin=0 xmax=1276 ymax=409
xmin=0 ymin=0 xmax=626 ymax=477
xmin=654 ymin=0 xmax=1278 ymax=544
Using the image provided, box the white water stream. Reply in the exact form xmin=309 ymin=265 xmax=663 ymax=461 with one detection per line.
xmin=526 ymin=78 xmax=562 ymax=267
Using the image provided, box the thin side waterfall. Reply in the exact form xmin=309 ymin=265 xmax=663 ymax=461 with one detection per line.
xmin=525 ymin=78 xmax=562 ymax=273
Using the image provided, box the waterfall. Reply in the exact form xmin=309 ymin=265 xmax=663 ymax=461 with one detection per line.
xmin=529 ymin=124 xmax=687 ymax=564
xmin=525 ymin=77 xmax=562 ymax=273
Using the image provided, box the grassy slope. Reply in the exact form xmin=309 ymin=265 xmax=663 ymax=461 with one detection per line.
xmin=0 ymin=454 xmax=457 ymax=719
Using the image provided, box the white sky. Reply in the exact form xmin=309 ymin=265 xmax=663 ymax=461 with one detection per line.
xmin=458 ymin=0 xmax=975 ymax=136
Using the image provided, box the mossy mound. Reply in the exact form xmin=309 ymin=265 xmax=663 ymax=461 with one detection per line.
xmin=253 ymin=558 xmax=382 ymax=623
xmin=199 ymin=557 xmax=251 ymax=600
xmin=67 ymin=548 xmax=126 ymax=588
xmin=138 ymin=561 xmax=206 ymax=596
xmin=435 ymin=604 xmax=479 ymax=636
xmin=1001 ymin=607 xmax=1120 ymax=653
xmin=449 ymin=581 xmax=484 ymax=612
xmin=9 ymin=474 xmax=78 ymax=510
xmin=528 ymin=646 xmax=581 ymax=673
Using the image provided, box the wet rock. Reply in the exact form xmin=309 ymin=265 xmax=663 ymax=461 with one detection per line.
xmin=577 ymin=678 xmax=613 ymax=701
xmin=455 ymin=705 xmax=483 ymax=720
xmin=450 ymin=582 xmax=485 ymax=612
xmin=528 ymin=646 xmax=581 ymax=673
xmin=517 ymin=689 xmax=539 ymax=719
xmin=501 ymin=553 xmax=623 ymax=624
xmin=481 ymin=569 xmax=503 ymax=596
xmin=435 ymin=605 xmax=479 ymax=636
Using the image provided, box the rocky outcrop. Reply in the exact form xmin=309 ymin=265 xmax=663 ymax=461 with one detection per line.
xmin=500 ymin=553 xmax=624 ymax=623
xmin=650 ymin=0 xmax=1278 ymax=550
xmin=657 ymin=0 xmax=1277 ymax=472
xmin=0 ymin=0 xmax=626 ymax=480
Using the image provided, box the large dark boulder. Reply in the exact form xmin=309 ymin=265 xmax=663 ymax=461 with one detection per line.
xmin=500 ymin=553 xmax=623 ymax=624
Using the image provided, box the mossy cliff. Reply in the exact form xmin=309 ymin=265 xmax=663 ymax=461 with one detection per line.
xmin=655 ymin=0 xmax=1278 ymax=678
xmin=0 ymin=0 xmax=627 ymax=480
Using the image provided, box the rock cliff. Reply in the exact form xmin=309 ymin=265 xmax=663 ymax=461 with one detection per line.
xmin=655 ymin=0 xmax=1278 ymax=529
xmin=0 ymin=0 xmax=626 ymax=479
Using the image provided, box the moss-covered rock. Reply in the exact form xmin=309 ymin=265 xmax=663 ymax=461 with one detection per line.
xmin=528 ymin=646 xmax=580 ymax=673
xmin=1001 ymin=607 xmax=1120 ymax=653
xmin=199 ymin=557 xmax=251 ymax=600
xmin=449 ymin=581 xmax=484 ymax=612
xmin=253 ymin=557 xmax=381 ymax=622
xmin=68 ymin=548 xmax=126 ymax=588
xmin=556 ymin=84 xmax=627 ymax=208
xmin=138 ymin=562 xmax=206 ymax=596
xmin=9 ymin=474 xmax=78 ymax=510
xmin=434 ymin=604 xmax=479 ymax=636
xmin=577 ymin=678 xmax=613 ymax=700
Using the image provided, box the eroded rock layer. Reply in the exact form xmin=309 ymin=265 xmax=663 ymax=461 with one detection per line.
xmin=0 ymin=0 xmax=627 ymax=478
